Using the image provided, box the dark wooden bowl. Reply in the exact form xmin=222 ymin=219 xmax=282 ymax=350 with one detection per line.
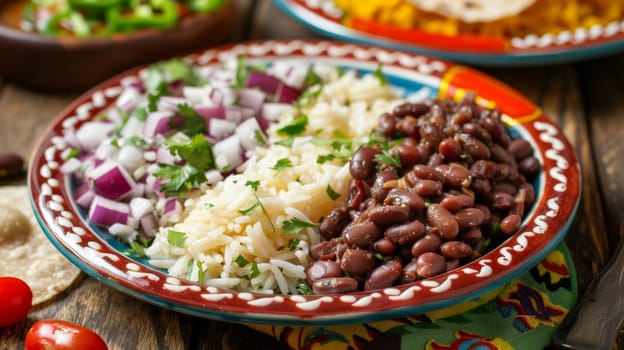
xmin=0 ymin=0 xmax=235 ymax=92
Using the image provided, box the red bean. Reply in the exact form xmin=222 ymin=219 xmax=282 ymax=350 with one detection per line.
xmin=438 ymin=137 xmax=462 ymax=161
xmin=409 ymin=164 xmax=444 ymax=182
xmin=310 ymin=241 xmax=340 ymax=261
xmin=312 ymin=277 xmax=359 ymax=294
xmin=453 ymin=208 xmax=485 ymax=228
xmin=344 ymin=220 xmax=382 ymax=248
xmin=350 ymin=146 xmax=380 ymax=180
xmin=500 ymin=214 xmax=522 ymax=234
xmin=415 ymin=252 xmax=446 ymax=278
xmin=391 ymin=143 xmax=420 ymax=168
xmin=402 ymin=261 xmax=420 ymax=283
xmin=412 ymin=179 xmax=442 ymax=198
xmin=460 ymin=134 xmax=491 ymax=160
xmin=440 ymin=241 xmax=473 ymax=259
xmin=411 ymin=234 xmax=442 ymax=258
xmin=346 ymin=179 xmax=368 ymax=210
xmin=435 ymin=163 xmax=472 ymax=188
xmin=368 ymin=205 xmax=410 ymax=226
xmin=340 ymin=249 xmax=376 ymax=275
xmin=462 ymin=122 xmax=491 ymax=144
xmin=378 ymin=112 xmax=396 ymax=137
xmin=490 ymin=143 xmax=515 ymax=164
xmin=397 ymin=116 xmax=420 ymax=138
xmin=385 ymin=189 xmax=424 ymax=213
xmin=440 ymin=194 xmax=474 ymax=212
xmin=519 ymin=156 xmax=540 ymax=179
xmin=305 ymin=260 xmax=342 ymax=285
xmin=384 ymin=221 xmax=425 ymax=245
xmin=508 ymin=139 xmax=533 ymax=160
xmin=373 ymin=238 xmax=397 ymax=255
xmin=470 ymin=160 xmax=497 ymax=178
xmin=459 ymin=228 xmax=483 ymax=247
xmin=371 ymin=170 xmax=398 ymax=202
xmin=393 ymin=102 xmax=429 ymax=118
xmin=319 ymin=208 xmax=349 ymax=240
xmin=427 ymin=204 xmax=459 ymax=240
xmin=364 ymin=261 xmax=403 ymax=291
xmin=490 ymin=192 xmax=515 ymax=211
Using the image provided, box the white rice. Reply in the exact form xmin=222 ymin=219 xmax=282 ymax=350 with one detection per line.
xmin=145 ymin=67 xmax=404 ymax=294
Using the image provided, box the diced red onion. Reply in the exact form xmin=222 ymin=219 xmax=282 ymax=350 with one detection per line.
xmin=139 ymin=213 xmax=159 ymax=238
xmin=76 ymin=121 xmax=115 ymax=151
xmin=236 ymin=117 xmax=265 ymax=151
xmin=158 ymin=96 xmax=190 ymax=112
xmin=213 ymin=134 xmax=243 ymax=170
xmin=60 ymin=157 xmax=82 ymax=174
xmin=117 ymin=144 xmax=144 ymax=173
xmin=94 ymin=141 xmax=118 ymax=161
xmin=275 ymin=83 xmax=302 ymax=104
xmin=108 ymin=223 xmax=137 ymax=240
xmin=120 ymin=117 xmax=145 ymax=139
xmin=143 ymin=110 xmax=175 ymax=137
xmin=88 ymin=195 xmax=129 ymax=227
xmin=238 ymin=88 xmax=266 ymax=113
xmin=129 ymin=197 xmax=154 ymax=219
xmin=208 ymin=118 xmax=237 ymax=139
xmin=245 ymin=71 xmax=281 ymax=94
xmin=262 ymin=103 xmax=293 ymax=122
xmin=182 ymin=86 xmax=207 ymax=105
xmin=74 ymin=182 xmax=95 ymax=209
xmin=204 ymin=169 xmax=223 ymax=185
xmin=195 ymin=106 xmax=226 ymax=120
xmin=163 ymin=197 xmax=182 ymax=216
xmin=269 ymin=62 xmax=309 ymax=89
xmin=88 ymin=160 xmax=136 ymax=200
xmin=116 ymin=88 xmax=141 ymax=113
xmin=156 ymin=147 xmax=178 ymax=165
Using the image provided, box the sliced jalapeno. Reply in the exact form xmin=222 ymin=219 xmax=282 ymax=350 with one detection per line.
xmin=106 ymin=0 xmax=178 ymax=31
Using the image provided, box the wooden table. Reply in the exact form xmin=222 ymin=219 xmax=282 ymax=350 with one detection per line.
xmin=1 ymin=1 xmax=623 ymax=349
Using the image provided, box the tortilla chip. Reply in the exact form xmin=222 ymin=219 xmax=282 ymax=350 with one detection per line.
xmin=0 ymin=185 xmax=81 ymax=305
xmin=408 ymin=0 xmax=537 ymax=23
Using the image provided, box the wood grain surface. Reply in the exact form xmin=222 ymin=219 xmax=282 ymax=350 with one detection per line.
xmin=1 ymin=1 xmax=623 ymax=349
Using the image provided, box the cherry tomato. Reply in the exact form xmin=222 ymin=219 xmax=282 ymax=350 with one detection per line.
xmin=24 ymin=320 xmax=109 ymax=350
xmin=0 ymin=276 xmax=33 ymax=327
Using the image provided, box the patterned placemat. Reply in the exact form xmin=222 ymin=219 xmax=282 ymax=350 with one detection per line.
xmin=248 ymin=243 xmax=576 ymax=349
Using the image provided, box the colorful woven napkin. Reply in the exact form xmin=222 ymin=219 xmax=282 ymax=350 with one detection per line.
xmin=248 ymin=244 xmax=576 ymax=350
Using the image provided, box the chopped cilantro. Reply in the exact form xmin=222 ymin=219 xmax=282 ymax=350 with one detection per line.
xmin=126 ymin=136 xmax=150 ymax=149
xmin=245 ymin=180 xmax=260 ymax=191
xmin=174 ymin=104 xmax=207 ymax=136
xmin=238 ymin=202 xmax=260 ymax=216
xmin=372 ymin=64 xmax=389 ymax=86
xmin=154 ymin=163 xmax=207 ymax=197
xmin=295 ymin=85 xmax=322 ymax=107
xmin=167 ymin=230 xmax=187 ymax=247
xmin=147 ymin=93 xmax=160 ymax=112
xmin=288 ymin=238 xmax=301 ymax=251
xmin=375 ymin=149 xmax=402 ymax=168
xmin=326 ymin=184 xmax=340 ymax=200
xmin=235 ymin=55 xmax=248 ymax=88
xmin=274 ymin=137 xmax=294 ymax=147
xmin=271 ymin=158 xmax=292 ymax=171
xmin=304 ymin=69 xmax=323 ymax=87
xmin=63 ymin=148 xmax=79 ymax=160
xmin=247 ymin=261 xmax=260 ymax=280
xmin=297 ymin=280 xmax=312 ymax=295
xmin=277 ymin=114 xmax=308 ymax=137
xmin=235 ymin=254 xmax=249 ymax=267
xmin=282 ymin=217 xmax=318 ymax=235
xmin=125 ymin=240 xmax=150 ymax=257
xmin=130 ymin=108 xmax=148 ymax=121
xmin=196 ymin=260 xmax=204 ymax=283
xmin=168 ymin=134 xmax=215 ymax=171
xmin=254 ymin=129 xmax=267 ymax=145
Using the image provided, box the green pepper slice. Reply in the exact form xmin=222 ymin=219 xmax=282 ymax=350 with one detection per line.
xmin=68 ymin=0 xmax=123 ymax=10
xmin=106 ymin=0 xmax=178 ymax=32
xmin=42 ymin=8 xmax=93 ymax=37
xmin=184 ymin=0 xmax=224 ymax=12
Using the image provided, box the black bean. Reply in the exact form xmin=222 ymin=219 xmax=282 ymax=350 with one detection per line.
xmin=378 ymin=112 xmax=396 ymax=137
xmin=438 ymin=137 xmax=462 ymax=161
xmin=410 ymin=164 xmax=444 ymax=182
xmin=518 ymin=156 xmax=540 ymax=179
xmin=364 ymin=260 xmax=403 ymax=291
xmin=420 ymin=123 xmax=446 ymax=148
xmin=462 ymin=122 xmax=491 ymax=144
xmin=312 ymin=277 xmax=359 ymax=294
xmin=391 ymin=143 xmax=420 ymax=168
xmin=470 ymin=160 xmax=497 ymax=178
xmin=368 ymin=205 xmax=410 ymax=226
xmin=397 ymin=116 xmax=420 ymax=138
xmin=490 ymin=143 xmax=515 ymax=164
xmin=393 ymin=102 xmax=429 ymax=118
xmin=490 ymin=192 xmax=515 ymax=211
xmin=461 ymin=134 xmax=491 ymax=160
xmin=346 ymin=179 xmax=368 ymax=211
xmin=471 ymin=178 xmax=491 ymax=198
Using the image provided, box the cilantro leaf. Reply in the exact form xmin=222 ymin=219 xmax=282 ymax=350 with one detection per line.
xmin=274 ymin=137 xmax=294 ymax=147
xmin=167 ymin=230 xmax=187 ymax=247
xmin=372 ymin=64 xmax=389 ymax=86
xmin=245 ymin=180 xmax=260 ymax=191
xmin=174 ymin=104 xmax=207 ymax=136
xmin=326 ymin=184 xmax=340 ymax=200
xmin=304 ymin=69 xmax=322 ymax=87
xmin=282 ymin=217 xmax=318 ymax=234
xmin=125 ymin=240 xmax=151 ymax=257
xmin=235 ymin=255 xmax=249 ymax=267
xmin=297 ymin=280 xmax=312 ymax=295
xmin=242 ymin=180 xmax=275 ymax=231
xmin=288 ymin=238 xmax=301 ymax=251
xmin=125 ymin=136 xmax=150 ymax=149
xmin=272 ymin=158 xmax=292 ymax=171
xmin=168 ymin=134 xmax=215 ymax=171
xmin=239 ymin=202 xmax=260 ymax=216
xmin=248 ymin=261 xmax=260 ymax=279
xmin=154 ymin=163 xmax=207 ymax=196
xmin=161 ymin=59 xmax=200 ymax=86
xmin=277 ymin=114 xmax=308 ymax=137
xmin=374 ymin=149 xmax=402 ymax=168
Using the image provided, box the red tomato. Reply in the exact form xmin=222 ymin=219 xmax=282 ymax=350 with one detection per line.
xmin=24 ymin=320 xmax=109 ymax=350
xmin=0 ymin=276 xmax=33 ymax=327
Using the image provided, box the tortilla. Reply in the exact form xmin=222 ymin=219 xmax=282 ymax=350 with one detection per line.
xmin=408 ymin=0 xmax=536 ymax=23
xmin=0 ymin=185 xmax=81 ymax=305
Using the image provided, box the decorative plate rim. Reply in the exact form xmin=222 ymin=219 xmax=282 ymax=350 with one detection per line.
xmin=28 ymin=39 xmax=581 ymax=326
xmin=272 ymin=0 xmax=624 ymax=66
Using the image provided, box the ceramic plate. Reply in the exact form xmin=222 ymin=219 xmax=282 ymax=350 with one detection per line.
xmin=28 ymin=40 xmax=581 ymax=326
xmin=273 ymin=0 xmax=624 ymax=66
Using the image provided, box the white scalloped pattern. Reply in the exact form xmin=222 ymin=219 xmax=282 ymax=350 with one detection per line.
xmin=301 ymin=0 xmax=624 ymax=51
xmin=35 ymin=41 xmax=570 ymax=314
